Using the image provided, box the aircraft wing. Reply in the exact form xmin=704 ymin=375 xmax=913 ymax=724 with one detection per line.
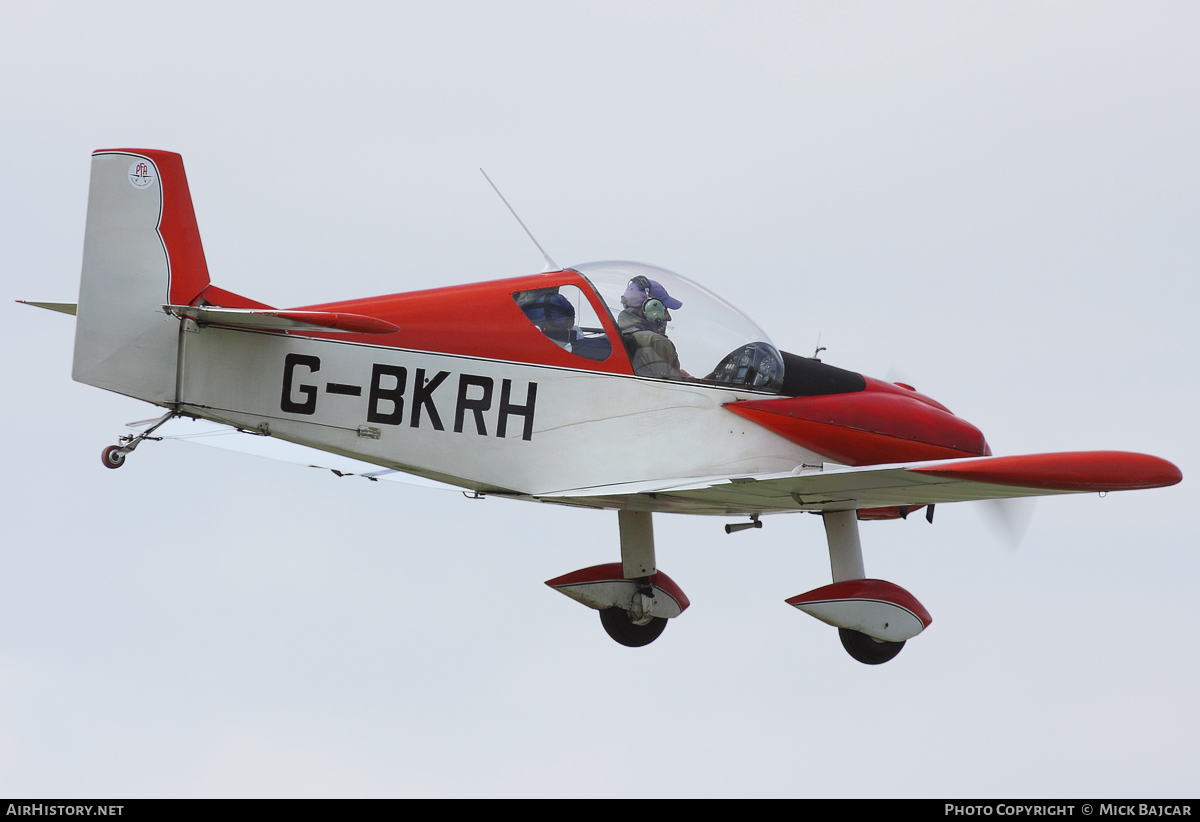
xmin=531 ymin=451 xmax=1182 ymax=514
xmin=128 ymin=417 xmax=1181 ymax=514
xmin=127 ymin=417 xmax=461 ymax=490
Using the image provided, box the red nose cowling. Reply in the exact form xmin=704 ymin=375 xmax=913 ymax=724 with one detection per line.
xmin=724 ymin=376 xmax=991 ymax=467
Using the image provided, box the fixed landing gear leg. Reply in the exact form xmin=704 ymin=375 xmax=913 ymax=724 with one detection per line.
xmin=545 ymin=511 xmax=690 ymax=647
xmin=820 ymin=510 xmax=907 ymax=665
xmin=823 ymin=510 xmax=865 ymax=583
xmin=100 ymin=409 xmax=177 ymax=470
xmin=599 ymin=510 xmax=668 ymax=646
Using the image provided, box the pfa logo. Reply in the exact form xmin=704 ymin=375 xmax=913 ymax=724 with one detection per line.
xmin=128 ymin=160 xmax=156 ymax=189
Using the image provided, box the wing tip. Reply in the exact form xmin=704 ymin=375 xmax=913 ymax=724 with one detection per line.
xmin=910 ymin=451 xmax=1182 ymax=492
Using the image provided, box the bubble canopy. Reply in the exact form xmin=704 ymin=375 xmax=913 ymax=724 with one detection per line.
xmin=570 ymin=261 xmax=785 ymax=392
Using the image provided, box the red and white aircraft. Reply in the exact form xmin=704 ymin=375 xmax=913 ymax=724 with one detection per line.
xmin=23 ymin=149 xmax=1183 ymax=664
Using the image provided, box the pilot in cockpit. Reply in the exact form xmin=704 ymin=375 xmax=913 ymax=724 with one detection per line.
xmin=617 ymin=276 xmax=687 ymax=379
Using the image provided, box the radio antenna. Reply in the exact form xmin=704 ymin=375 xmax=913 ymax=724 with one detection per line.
xmin=480 ymin=169 xmax=560 ymax=272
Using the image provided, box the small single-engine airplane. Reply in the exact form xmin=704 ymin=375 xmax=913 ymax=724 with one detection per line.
xmin=22 ymin=149 xmax=1183 ymax=664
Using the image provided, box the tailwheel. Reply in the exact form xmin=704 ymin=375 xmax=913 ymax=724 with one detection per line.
xmin=839 ymin=628 xmax=905 ymax=665
xmin=599 ymin=607 xmax=667 ymax=647
xmin=101 ymin=445 xmax=127 ymax=470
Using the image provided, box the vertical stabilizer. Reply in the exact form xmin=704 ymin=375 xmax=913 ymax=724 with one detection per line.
xmin=73 ymin=150 xmax=211 ymax=404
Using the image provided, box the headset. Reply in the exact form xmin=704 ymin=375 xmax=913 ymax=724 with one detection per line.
xmin=630 ymin=275 xmax=668 ymax=329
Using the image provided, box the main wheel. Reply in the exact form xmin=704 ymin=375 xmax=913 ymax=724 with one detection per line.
xmin=101 ymin=445 xmax=126 ymax=470
xmin=839 ymin=628 xmax=905 ymax=665
xmin=599 ymin=607 xmax=668 ymax=647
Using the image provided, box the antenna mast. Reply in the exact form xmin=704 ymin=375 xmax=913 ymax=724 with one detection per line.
xmin=480 ymin=169 xmax=560 ymax=272
xmin=812 ymin=332 xmax=826 ymax=361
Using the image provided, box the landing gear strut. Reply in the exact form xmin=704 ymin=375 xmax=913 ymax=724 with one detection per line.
xmin=545 ymin=510 xmax=690 ymax=648
xmin=604 ymin=510 xmax=667 ymax=647
xmin=786 ymin=510 xmax=932 ymax=665
xmin=99 ymin=410 xmax=177 ymax=470
xmin=823 ymin=510 xmax=906 ymax=665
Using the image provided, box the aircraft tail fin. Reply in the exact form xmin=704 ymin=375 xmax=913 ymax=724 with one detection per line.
xmin=72 ymin=149 xmax=212 ymax=405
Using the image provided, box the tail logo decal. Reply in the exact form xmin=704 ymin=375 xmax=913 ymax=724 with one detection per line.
xmin=128 ymin=160 xmax=156 ymax=189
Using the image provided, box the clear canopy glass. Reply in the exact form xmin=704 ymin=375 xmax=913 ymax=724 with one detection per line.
xmin=570 ymin=261 xmax=785 ymax=392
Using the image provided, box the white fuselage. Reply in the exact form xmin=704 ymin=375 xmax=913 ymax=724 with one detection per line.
xmin=178 ymin=327 xmax=822 ymax=496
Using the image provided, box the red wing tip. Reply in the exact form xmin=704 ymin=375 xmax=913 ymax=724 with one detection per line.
xmin=911 ymin=451 xmax=1182 ymax=492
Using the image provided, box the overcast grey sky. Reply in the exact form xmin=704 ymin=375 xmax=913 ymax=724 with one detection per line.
xmin=2 ymin=1 xmax=1197 ymax=797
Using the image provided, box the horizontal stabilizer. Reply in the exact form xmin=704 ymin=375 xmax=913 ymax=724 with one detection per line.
xmin=17 ymin=301 xmax=77 ymax=315
xmin=164 ymin=305 xmax=400 ymax=334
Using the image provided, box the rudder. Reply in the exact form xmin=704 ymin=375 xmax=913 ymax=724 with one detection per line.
xmin=72 ymin=149 xmax=211 ymax=405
